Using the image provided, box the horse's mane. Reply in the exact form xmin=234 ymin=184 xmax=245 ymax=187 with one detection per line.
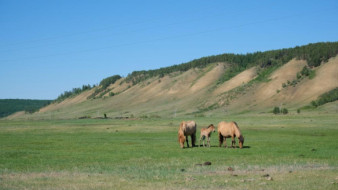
xmin=178 ymin=121 xmax=185 ymax=134
xmin=232 ymin=121 xmax=243 ymax=138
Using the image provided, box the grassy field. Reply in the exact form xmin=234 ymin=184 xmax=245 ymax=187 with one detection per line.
xmin=0 ymin=113 xmax=337 ymax=189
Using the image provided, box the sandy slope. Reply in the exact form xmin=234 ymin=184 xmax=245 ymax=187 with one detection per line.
xmin=39 ymin=88 xmax=95 ymax=113
xmin=227 ymin=57 xmax=338 ymax=111
xmin=255 ymin=59 xmax=307 ymax=100
xmin=190 ymin=63 xmax=225 ymax=92
xmin=214 ymin=66 xmax=257 ymax=95
xmin=286 ymin=56 xmax=338 ymax=103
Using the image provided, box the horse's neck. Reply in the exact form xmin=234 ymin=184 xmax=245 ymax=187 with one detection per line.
xmin=235 ymin=128 xmax=241 ymax=137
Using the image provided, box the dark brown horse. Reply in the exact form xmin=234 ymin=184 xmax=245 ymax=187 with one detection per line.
xmin=178 ymin=121 xmax=197 ymax=148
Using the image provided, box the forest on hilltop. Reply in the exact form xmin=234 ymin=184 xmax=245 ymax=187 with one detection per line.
xmin=0 ymin=99 xmax=52 ymax=118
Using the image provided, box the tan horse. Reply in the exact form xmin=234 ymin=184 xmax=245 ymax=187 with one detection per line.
xmin=199 ymin=124 xmax=215 ymax=147
xmin=218 ymin=121 xmax=244 ymax=148
xmin=178 ymin=121 xmax=197 ymax=148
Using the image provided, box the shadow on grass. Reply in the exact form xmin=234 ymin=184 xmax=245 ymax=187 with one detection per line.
xmin=189 ymin=145 xmax=251 ymax=149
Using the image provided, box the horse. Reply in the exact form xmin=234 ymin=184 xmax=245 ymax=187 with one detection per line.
xmin=217 ymin=121 xmax=244 ymax=149
xmin=199 ymin=124 xmax=215 ymax=147
xmin=178 ymin=121 xmax=197 ymax=148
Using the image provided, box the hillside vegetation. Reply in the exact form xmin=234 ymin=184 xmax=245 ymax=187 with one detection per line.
xmin=125 ymin=42 xmax=338 ymax=85
xmin=0 ymin=99 xmax=51 ymax=118
xmin=6 ymin=42 xmax=338 ymax=119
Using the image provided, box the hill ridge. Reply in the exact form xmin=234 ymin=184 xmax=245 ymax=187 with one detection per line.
xmin=7 ymin=42 xmax=338 ymax=119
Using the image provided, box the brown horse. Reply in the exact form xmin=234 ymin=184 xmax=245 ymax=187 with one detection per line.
xmin=178 ymin=121 xmax=197 ymax=148
xmin=218 ymin=121 xmax=244 ymax=148
xmin=199 ymin=124 xmax=215 ymax=147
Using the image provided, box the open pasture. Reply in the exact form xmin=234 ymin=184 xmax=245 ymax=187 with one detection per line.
xmin=0 ymin=114 xmax=337 ymax=189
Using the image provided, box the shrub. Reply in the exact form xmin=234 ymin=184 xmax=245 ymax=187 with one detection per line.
xmin=281 ymin=108 xmax=288 ymax=114
xmin=99 ymin=75 xmax=122 ymax=89
xmin=310 ymin=87 xmax=338 ymax=107
xmin=301 ymin=66 xmax=310 ymax=76
xmin=273 ymin=107 xmax=280 ymax=114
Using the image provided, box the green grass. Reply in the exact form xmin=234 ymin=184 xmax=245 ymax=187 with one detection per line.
xmin=0 ymin=114 xmax=337 ymax=189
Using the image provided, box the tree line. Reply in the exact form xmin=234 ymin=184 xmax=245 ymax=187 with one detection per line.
xmin=0 ymin=99 xmax=52 ymax=118
xmin=311 ymin=87 xmax=338 ymax=107
xmin=54 ymin=84 xmax=93 ymax=103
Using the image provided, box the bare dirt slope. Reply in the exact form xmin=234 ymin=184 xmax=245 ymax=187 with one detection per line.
xmin=190 ymin=63 xmax=225 ymax=92
xmin=39 ymin=89 xmax=95 ymax=113
xmin=225 ymin=58 xmax=338 ymax=111
xmin=214 ymin=66 xmax=257 ymax=95
xmin=287 ymin=56 xmax=338 ymax=104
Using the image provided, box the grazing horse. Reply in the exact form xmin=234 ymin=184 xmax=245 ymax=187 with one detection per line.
xmin=199 ymin=124 xmax=215 ymax=147
xmin=178 ymin=121 xmax=197 ymax=148
xmin=218 ymin=121 xmax=244 ymax=149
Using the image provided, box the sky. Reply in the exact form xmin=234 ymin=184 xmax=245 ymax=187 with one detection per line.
xmin=1 ymin=0 xmax=337 ymax=100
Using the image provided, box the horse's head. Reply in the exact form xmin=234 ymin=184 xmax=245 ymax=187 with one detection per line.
xmin=209 ymin=124 xmax=215 ymax=132
xmin=238 ymin=135 xmax=244 ymax=149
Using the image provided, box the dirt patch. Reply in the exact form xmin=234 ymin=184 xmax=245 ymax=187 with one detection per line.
xmin=190 ymin=63 xmax=225 ymax=92
xmin=39 ymin=89 xmax=94 ymax=113
xmin=214 ymin=66 xmax=257 ymax=95
xmin=288 ymin=56 xmax=338 ymax=103
xmin=5 ymin=111 xmax=25 ymax=120
xmin=255 ymin=59 xmax=307 ymax=99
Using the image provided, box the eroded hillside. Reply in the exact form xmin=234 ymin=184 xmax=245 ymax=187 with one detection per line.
xmin=7 ymin=42 xmax=338 ymax=119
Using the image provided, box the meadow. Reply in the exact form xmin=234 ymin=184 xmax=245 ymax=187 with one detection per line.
xmin=0 ymin=113 xmax=337 ymax=189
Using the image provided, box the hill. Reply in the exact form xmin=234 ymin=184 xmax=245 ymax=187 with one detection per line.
xmin=7 ymin=42 xmax=338 ymax=119
xmin=0 ymin=99 xmax=52 ymax=118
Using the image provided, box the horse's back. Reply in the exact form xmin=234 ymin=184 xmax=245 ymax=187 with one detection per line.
xmin=182 ymin=120 xmax=196 ymax=135
xmin=218 ymin=121 xmax=238 ymax=137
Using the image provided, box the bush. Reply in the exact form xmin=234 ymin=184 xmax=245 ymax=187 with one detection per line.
xmin=310 ymin=87 xmax=338 ymax=107
xmin=99 ymin=75 xmax=122 ymax=89
xmin=301 ymin=66 xmax=310 ymax=76
xmin=281 ymin=108 xmax=288 ymax=114
xmin=273 ymin=107 xmax=280 ymax=114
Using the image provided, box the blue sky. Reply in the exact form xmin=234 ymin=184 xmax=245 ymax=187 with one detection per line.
xmin=1 ymin=0 xmax=337 ymax=99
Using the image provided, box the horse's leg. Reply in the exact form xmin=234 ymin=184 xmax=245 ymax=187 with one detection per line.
xmin=192 ymin=133 xmax=196 ymax=147
xmin=224 ymin=137 xmax=227 ymax=148
xmin=186 ymin=135 xmax=189 ymax=148
xmin=231 ymin=136 xmax=236 ymax=148
xmin=207 ymin=135 xmax=210 ymax=147
xmin=199 ymin=136 xmax=202 ymax=147
xmin=218 ymin=133 xmax=223 ymax=147
xmin=199 ymin=135 xmax=204 ymax=147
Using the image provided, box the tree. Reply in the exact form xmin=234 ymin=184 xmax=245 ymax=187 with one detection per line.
xmin=281 ymin=108 xmax=288 ymax=114
xmin=273 ymin=107 xmax=280 ymax=114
